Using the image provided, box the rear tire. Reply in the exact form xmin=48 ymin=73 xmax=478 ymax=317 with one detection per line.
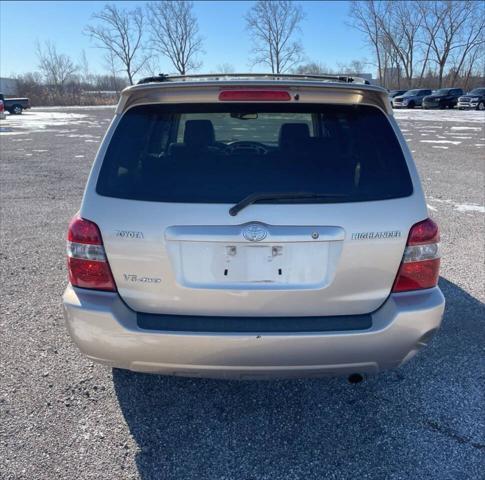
xmin=11 ymin=104 xmax=23 ymax=115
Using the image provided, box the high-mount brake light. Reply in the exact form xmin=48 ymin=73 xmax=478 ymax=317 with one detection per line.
xmin=218 ymin=90 xmax=291 ymax=101
xmin=392 ymin=218 xmax=440 ymax=293
xmin=66 ymin=215 xmax=117 ymax=292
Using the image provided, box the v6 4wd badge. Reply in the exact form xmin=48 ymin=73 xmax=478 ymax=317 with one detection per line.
xmin=123 ymin=274 xmax=161 ymax=283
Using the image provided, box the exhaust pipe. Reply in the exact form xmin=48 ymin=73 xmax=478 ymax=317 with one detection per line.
xmin=348 ymin=373 xmax=364 ymax=384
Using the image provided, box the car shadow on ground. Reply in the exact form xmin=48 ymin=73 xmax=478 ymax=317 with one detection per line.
xmin=112 ymin=278 xmax=484 ymax=480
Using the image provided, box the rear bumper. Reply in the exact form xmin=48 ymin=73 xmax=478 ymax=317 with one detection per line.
xmin=62 ymin=285 xmax=445 ymax=379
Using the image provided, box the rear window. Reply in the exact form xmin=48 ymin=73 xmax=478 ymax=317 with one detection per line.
xmin=96 ymin=103 xmax=413 ymax=204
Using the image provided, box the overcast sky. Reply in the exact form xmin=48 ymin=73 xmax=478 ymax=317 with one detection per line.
xmin=0 ymin=1 xmax=373 ymax=78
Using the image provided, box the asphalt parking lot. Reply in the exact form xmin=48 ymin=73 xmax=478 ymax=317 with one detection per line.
xmin=1 ymin=106 xmax=484 ymax=479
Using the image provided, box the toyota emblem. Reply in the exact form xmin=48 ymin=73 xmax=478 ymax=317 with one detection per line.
xmin=242 ymin=223 xmax=268 ymax=242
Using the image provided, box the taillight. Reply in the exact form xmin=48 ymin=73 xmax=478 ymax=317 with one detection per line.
xmin=66 ymin=215 xmax=117 ymax=292
xmin=218 ymin=90 xmax=291 ymax=101
xmin=392 ymin=218 xmax=441 ymax=293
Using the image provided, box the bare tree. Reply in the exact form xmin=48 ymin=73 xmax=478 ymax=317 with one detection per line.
xmin=80 ymin=50 xmax=93 ymax=84
xmin=246 ymin=0 xmax=305 ymax=74
xmin=293 ymin=62 xmax=333 ymax=75
xmin=104 ymin=50 xmax=123 ymax=94
xmin=348 ymin=1 xmax=385 ymax=84
xmin=377 ymin=1 xmax=422 ymax=88
xmin=216 ymin=63 xmax=236 ymax=74
xmin=147 ymin=1 xmax=203 ymax=75
xmin=36 ymin=41 xmax=78 ymax=93
xmin=85 ymin=4 xmax=148 ymax=85
xmin=337 ymin=59 xmax=370 ymax=75
xmin=421 ymin=0 xmax=481 ymax=87
xmin=448 ymin=2 xmax=485 ymax=85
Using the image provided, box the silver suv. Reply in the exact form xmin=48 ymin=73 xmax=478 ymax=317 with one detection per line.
xmin=63 ymin=74 xmax=445 ymax=380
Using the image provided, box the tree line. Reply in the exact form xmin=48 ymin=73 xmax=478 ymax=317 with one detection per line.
xmin=13 ymin=0 xmax=485 ymax=105
xmin=349 ymin=0 xmax=484 ymax=89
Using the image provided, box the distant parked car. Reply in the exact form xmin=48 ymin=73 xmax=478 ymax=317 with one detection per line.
xmin=389 ymin=89 xmax=407 ymax=99
xmin=457 ymin=88 xmax=485 ymax=110
xmin=423 ymin=88 xmax=464 ymax=109
xmin=392 ymin=89 xmax=432 ymax=108
xmin=0 ymin=99 xmax=5 ymax=120
xmin=0 ymin=93 xmax=31 ymax=114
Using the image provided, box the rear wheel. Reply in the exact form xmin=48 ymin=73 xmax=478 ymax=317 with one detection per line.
xmin=477 ymin=102 xmax=485 ymax=111
xmin=11 ymin=104 xmax=23 ymax=115
xmin=407 ymin=101 xmax=415 ymax=109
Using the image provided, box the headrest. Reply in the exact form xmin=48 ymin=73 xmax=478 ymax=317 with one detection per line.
xmin=279 ymin=123 xmax=311 ymax=149
xmin=183 ymin=120 xmax=215 ymax=149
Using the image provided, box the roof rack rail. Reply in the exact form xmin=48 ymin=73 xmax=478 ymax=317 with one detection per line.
xmin=137 ymin=73 xmax=371 ymax=85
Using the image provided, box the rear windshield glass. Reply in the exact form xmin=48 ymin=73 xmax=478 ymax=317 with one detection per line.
xmin=97 ymin=103 xmax=412 ymax=203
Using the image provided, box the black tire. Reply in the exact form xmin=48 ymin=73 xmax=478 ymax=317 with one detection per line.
xmin=407 ymin=101 xmax=415 ymax=109
xmin=11 ymin=104 xmax=23 ymax=114
xmin=477 ymin=102 xmax=485 ymax=111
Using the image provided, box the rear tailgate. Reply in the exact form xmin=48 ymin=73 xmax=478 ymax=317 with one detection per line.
xmin=80 ymin=89 xmax=425 ymax=317
xmin=82 ymin=195 xmax=423 ymax=316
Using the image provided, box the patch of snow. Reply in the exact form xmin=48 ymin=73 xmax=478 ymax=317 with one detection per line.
xmin=395 ymin=109 xmax=485 ymax=124
xmin=454 ymin=204 xmax=485 ymax=213
xmin=0 ymin=110 xmax=106 ymax=135
xmin=33 ymin=105 xmax=116 ymax=110
xmin=420 ymin=140 xmax=461 ymax=145
xmin=432 ymin=146 xmax=448 ymax=149
xmin=450 ymin=126 xmax=482 ymax=130
xmin=75 ymin=155 xmax=85 ymax=158
xmin=475 ymin=143 xmax=485 ymax=147
xmin=427 ymin=204 xmax=438 ymax=212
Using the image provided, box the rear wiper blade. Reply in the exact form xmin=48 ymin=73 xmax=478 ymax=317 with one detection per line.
xmin=229 ymin=192 xmax=347 ymax=216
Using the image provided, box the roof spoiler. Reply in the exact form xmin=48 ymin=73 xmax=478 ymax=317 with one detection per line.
xmin=137 ymin=73 xmax=371 ymax=85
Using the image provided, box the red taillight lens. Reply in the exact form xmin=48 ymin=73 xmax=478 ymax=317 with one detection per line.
xmin=66 ymin=215 xmax=116 ymax=292
xmin=407 ymin=218 xmax=439 ymax=245
xmin=392 ymin=218 xmax=441 ymax=293
xmin=219 ymin=90 xmax=291 ymax=101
